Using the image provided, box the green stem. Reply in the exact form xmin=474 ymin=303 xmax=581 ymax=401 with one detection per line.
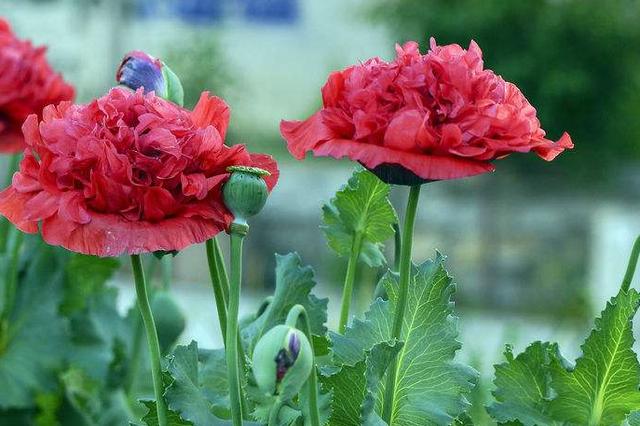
xmin=131 ymin=255 xmax=167 ymax=426
xmin=206 ymin=238 xmax=229 ymax=341
xmin=392 ymin=222 xmax=402 ymax=272
xmin=621 ymin=235 xmax=640 ymax=292
xmin=227 ymin=227 xmax=247 ymax=426
xmin=373 ymin=222 xmax=402 ymax=301
xmin=207 ymin=237 xmax=248 ymax=419
xmin=160 ymin=256 xmax=172 ymax=291
xmin=0 ymin=230 xmax=23 ymax=337
xmin=285 ymin=305 xmax=321 ymax=426
xmin=125 ymin=311 xmax=144 ymax=394
xmin=0 ymin=154 xmax=20 ymax=254
xmin=338 ymin=232 xmax=363 ymax=333
xmin=381 ymin=185 xmax=421 ymax=425
xmin=267 ymin=399 xmax=284 ymax=426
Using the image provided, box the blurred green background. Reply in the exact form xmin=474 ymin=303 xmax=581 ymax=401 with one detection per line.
xmin=2 ymin=0 xmax=640 ymax=417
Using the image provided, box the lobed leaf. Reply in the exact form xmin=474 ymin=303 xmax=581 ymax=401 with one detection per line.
xmin=322 ymin=168 xmax=397 ymax=267
xmin=241 ymin=253 xmax=328 ymax=352
xmin=164 ymin=341 xmax=230 ymax=425
xmin=549 ymin=288 xmax=640 ymax=425
xmin=330 ymin=254 xmax=477 ymax=425
xmin=487 ymin=341 xmax=562 ymax=426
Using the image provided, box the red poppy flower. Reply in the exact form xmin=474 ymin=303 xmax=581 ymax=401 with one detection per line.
xmin=0 ymin=18 xmax=75 ymax=153
xmin=280 ymin=38 xmax=573 ymax=184
xmin=0 ymin=87 xmax=278 ymax=257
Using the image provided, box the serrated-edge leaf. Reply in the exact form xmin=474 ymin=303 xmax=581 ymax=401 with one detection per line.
xmin=321 ymin=168 xmax=397 ymax=267
xmin=164 ymin=341 xmax=229 ymax=425
xmin=330 ymin=253 xmax=476 ymax=425
xmin=242 ymin=253 xmax=328 ymax=352
xmin=549 ymin=288 xmax=640 ymax=425
xmin=487 ymin=341 xmax=562 ymax=426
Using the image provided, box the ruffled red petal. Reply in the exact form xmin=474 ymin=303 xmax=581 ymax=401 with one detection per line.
xmin=0 ymin=88 xmax=278 ymax=256
xmin=41 ymin=211 xmax=229 ymax=257
xmin=280 ymin=38 xmax=573 ymax=181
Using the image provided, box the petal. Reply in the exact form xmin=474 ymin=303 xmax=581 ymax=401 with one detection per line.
xmin=280 ymin=112 xmax=333 ymax=160
xmin=191 ymin=92 xmax=230 ymax=140
xmin=0 ymin=187 xmax=39 ymax=233
xmin=383 ymin=110 xmax=423 ymax=151
xmin=41 ymin=212 xmax=227 ymax=257
xmin=312 ymin=138 xmax=495 ymax=180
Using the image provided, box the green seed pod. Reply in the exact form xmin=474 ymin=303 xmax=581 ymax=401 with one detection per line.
xmin=223 ymin=166 xmax=271 ymax=226
xmin=151 ymin=291 xmax=186 ymax=354
xmin=252 ymin=325 xmax=313 ymax=401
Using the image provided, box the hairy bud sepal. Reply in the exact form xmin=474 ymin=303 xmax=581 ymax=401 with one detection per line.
xmin=252 ymin=324 xmax=313 ymax=401
xmin=223 ymin=166 xmax=270 ymax=227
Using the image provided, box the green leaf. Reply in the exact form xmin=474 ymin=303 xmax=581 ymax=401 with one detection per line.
xmin=627 ymin=411 xmax=640 ymax=426
xmin=330 ymin=254 xmax=477 ymax=425
xmin=61 ymin=368 xmax=133 ymax=425
xmin=164 ymin=341 xmax=231 ymax=425
xmin=323 ymin=341 xmax=402 ymax=426
xmin=322 ymin=168 xmax=397 ymax=267
xmin=141 ymin=400 xmax=193 ymax=426
xmin=487 ymin=342 xmax=562 ymax=426
xmin=549 ymin=288 xmax=640 ymax=425
xmin=242 ymin=253 xmax=328 ymax=351
xmin=0 ymin=244 xmax=68 ymax=409
xmin=67 ymin=286 xmax=130 ymax=385
xmin=62 ymin=254 xmax=120 ymax=315
xmin=300 ymin=374 xmax=332 ymax=426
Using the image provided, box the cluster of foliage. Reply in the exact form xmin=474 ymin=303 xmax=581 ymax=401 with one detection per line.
xmin=3 ymin=168 xmax=640 ymax=425
xmin=371 ymin=0 xmax=640 ymax=184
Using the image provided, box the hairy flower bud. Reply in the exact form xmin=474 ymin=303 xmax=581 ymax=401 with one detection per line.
xmin=116 ymin=50 xmax=184 ymax=106
xmin=223 ymin=166 xmax=271 ymax=227
xmin=252 ymin=325 xmax=312 ymax=400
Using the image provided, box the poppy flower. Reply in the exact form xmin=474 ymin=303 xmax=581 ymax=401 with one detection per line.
xmin=0 ymin=87 xmax=278 ymax=257
xmin=0 ymin=18 xmax=74 ymax=153
xmin=280 ymin=38 xmax=573 ymax=184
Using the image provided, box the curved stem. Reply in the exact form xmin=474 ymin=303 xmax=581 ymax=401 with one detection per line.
xmin=206 ymin=238 xmax=229 ymax=341
xmin=0 ymin=154 xmax=20 ymax=254
xmin=285 ymin=305 xmax=321 ymax=426
xmin=338 ymin=231 xmax=363 ymax=333
xmin=381 ymin=185 xmax=421 ymax=424
xmin=131 ymin=255 xmax=167 ymax=426
xmin=621 ymin=235 xmax=640 ymax=292
xmin=227 ymin=229 xmax=246 ymax=426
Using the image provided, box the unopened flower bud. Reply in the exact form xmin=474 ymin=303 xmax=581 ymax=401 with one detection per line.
xmin=116 ymin=51 xmax=184 ymax=106
xmin=252 ymin=325 xmax=312 ymax=400
xmin=223 ymin=166 xmax=270 ymax=227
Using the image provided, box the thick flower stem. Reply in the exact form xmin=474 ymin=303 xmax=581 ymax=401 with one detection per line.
xmin=381 ymin=185 xmax=421 ymax=425
xmin=130 ymin=255 xmax=167 ymax=426
xmin=206 ymin=238 xmax=229 ymax=340
xmin=286 ymin=304 xmax=321 ymax=426
xmin=621 ymin=235 xmax=640 ymax=292
xmin=0 ymin=154 xmax=20 ymax=254
xmin=227 ymin=226 xmax=247 ymax=426
xmin=338 ymin=231 xmax=363 ymax=333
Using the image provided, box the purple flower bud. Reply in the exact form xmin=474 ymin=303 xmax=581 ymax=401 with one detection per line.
xmin=288 ymin=332 xmax=301 ymax=359
xmin=275 ymin=349 xmax=294 ymax=382
xmin=116 ymin=51 xmax=165 ymax=96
